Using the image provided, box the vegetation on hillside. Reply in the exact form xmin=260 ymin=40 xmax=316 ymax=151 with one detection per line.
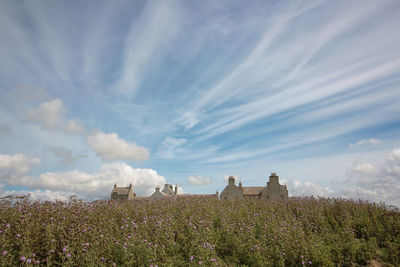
xmin=0 ymin=196 xmax=399 ymax=266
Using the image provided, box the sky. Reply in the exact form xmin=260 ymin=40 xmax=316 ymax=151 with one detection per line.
xmin=0 ymin=0 xmax=399 ymax=206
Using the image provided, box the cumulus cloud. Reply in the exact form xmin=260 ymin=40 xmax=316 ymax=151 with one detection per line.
xmin=289 ymin=180 xmax=333 ymax=197
xmin=349 ymin=138 xmax=382 ymax=149
xmin=87 ymin=131 xmax=150 ymax=161
xmin=25 ymin=98 xmax=85 ymax=134
xmin=344 ymin=148 xmax=400 ymax=206
xmin=188 ymin=176 xmax=212 ymax=185
xmin=0 ymin=189 xmax=73 ymax=201
xmin=17 ymin=162 xmax=166 ymax=199
xmin=350 ymin=163 xmax=375 ymax=176
xmin=0 ymin=124 xmax=13 ymax=136
xmin=0 ymin=153 xmax=40 ymax=181
xmin=158 ymin=136 xmax=186 ymax=158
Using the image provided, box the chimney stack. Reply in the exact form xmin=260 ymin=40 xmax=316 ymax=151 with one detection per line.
xmin=228 ymin=176 xmax=235 ymax=186
xmin=175 ymin=184 xmax=178 ymax=195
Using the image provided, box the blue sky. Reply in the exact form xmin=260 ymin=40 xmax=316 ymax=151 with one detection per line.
xmin=0 ymin=0 xmax=400 ymax=205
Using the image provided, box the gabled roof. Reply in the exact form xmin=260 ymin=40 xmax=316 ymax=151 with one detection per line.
xmin=112 ymin=187 xmax=131 ymax=195
xmin=242 ymin=187 xmax=264 ymax=196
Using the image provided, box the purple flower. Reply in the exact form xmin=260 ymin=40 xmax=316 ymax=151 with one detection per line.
xmin=189 ymin=256 xmax=194 ymax=261
xmin=198 ymin=261 xmax=203 ymax=265
xmin=16 ymin=233 xmax=21 ymax=237
xmin=27 ymin=259 xmax=32 ymax=264
xmin=50 ymin=249 xmax=55 ymax=253
xmin=302 ymin=261 xmax=305 ymax=265
xmin=35 ymin=260 xmax=40 ymax=264
xmin=2 ymin=251 xmax=7 ymax=255
xmin=0 ymin=230 xmax=3 ymax=234
xmin=66 ymin=253 xmax=71 ymax=258
xmin=6 ymin=224 xmax=10 ymax=228
xmin=20 ymin=256 xmax=26 ymax=262
xmin=63 ymin=247 xmax=68 ymax=252
xmin=101 ymin=257 xmax=105 ymax=262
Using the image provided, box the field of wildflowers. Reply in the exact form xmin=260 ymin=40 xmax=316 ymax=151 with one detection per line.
xmin=0 ymin=196 xmax=399 ymax=266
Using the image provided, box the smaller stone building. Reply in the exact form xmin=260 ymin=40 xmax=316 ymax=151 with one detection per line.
xmin=220 ymin=173 xmax=288 ymax=200
xmin=150 ymin=184 xmax=178 ymax=199
xmin=111 ymin=184 xmax=136 ymax=200
xmin=261 ymin=173 xmax=288 ymax=199
xmin=220 ymin=176 xmax=244 ymax=199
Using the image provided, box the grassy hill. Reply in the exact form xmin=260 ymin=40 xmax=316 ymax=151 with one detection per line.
xmin=0 ymin=196 xmax=399 ymax=266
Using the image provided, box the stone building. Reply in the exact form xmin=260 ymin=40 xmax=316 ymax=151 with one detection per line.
xmin=261 ymin=173 xmax=288 ymax=199
xmin=220 ymin=176 xmax=244 ymax=199
xmin=111 ymin=184 xmax=136 ymax=200
xmin=149 ymin=183 xmax=178 ymax=199
xmin=220 ymin=173 xmax=288 ymax=200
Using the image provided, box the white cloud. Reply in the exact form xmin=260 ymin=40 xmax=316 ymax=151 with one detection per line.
xmin=25 ymin=98 xmax=85 ymax=134
xmin=290 ymin=180 xmax=333 ymax=197
xmin=0 ymin=189 xmax=73 ymax=201
xmin=188 ymin=176 xmax=211 ymax=185
xmin=344 ymin=148 xmax=400 ymax=206
xmin=18 ymin=162 xmax=166 ymax=199
xmin=158 ymin=136 xmax=186 ymax=159
xmin=46 ymin=146 xmax=87 ymax=166
xmin=87 ymin=131 xmax=150 ymax=161
xmin=0 ymin=153 xmax=40 ymax=181
xmin=349 ymin=138 xmax=383 ymax=149
xmin=350 ymin=163 xmax=375 ymax=176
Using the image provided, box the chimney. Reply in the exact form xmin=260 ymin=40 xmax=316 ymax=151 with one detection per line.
xmin=175 ymin=184 xmax=178 ymax=195
xmin=114 ymin=184 xmax=117 ymax=188
xmin=228 ymin=176 xmax=235 ymax=186
xmin=156 ymin=186 xmax=160 ymax=192
xmin=269 ymin=173 xmax=279 ymax=184
xmin=129 ymin=183 xmax=132 ymax=188
xmin=216 ymin=190 xmax=219 ymax=197
xmin=239 ymin=182 xmax=242 ymax=188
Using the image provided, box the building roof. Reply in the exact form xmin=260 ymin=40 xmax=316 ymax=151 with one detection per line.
xmin=112 ymin=187 xmax=131 ymax=195
xmin=177 ymin=194 xmax=218 ymax=198
xmin=242 ymin=187 xmax=264 ymax=196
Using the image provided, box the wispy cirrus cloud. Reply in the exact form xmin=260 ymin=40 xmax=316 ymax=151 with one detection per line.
xmin=349 ymin=139 xmax=383 ymax=149
xmin=111 ymin=1 xmax=182 ymax=97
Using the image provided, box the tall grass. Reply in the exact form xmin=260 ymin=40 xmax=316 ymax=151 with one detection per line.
xmin=0 ymin=196 xmax=399 ymax=266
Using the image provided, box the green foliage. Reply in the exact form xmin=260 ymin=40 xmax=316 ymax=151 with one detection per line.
xmin=0 ymin=196 xmax=399 ymax=266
